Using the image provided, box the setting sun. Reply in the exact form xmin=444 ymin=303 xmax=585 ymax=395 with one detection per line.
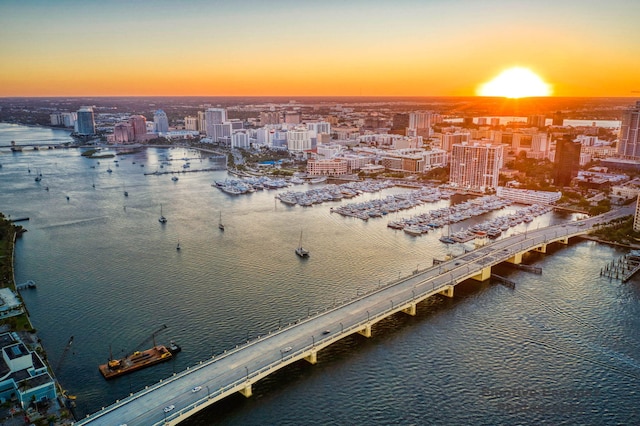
xmin=477 ymin=67 xmax=552 ymax=98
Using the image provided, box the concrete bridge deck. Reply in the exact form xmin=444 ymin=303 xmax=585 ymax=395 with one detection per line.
xmin=76 ymin=208 xmax=632 ymax=425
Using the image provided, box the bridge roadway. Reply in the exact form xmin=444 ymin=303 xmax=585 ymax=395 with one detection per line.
xmin=77 ymin=208 xmax=631 ymax=425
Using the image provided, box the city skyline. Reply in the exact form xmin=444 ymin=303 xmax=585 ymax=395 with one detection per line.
xmin=1 ymin=0 xmax=639 ymax=98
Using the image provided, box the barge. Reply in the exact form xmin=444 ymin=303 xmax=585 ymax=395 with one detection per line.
xmin=99 ymin=342 xmax=181 ymax=380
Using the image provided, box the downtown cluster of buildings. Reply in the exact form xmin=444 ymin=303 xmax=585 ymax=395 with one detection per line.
xmin=51 ymin=107 xmax=179 ymax=142
xmin=48 ymin=100 xmax=640 ymax=194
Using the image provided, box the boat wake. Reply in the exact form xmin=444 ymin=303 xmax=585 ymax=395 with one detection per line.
xmin=40 ymin=216 xmax=110 ymax=229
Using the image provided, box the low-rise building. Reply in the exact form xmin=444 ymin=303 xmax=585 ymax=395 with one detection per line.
xmin=496 ymin=187 xmax=562 ymax=204
xmin=0 ymin=333 xmax=57 ymax=409
xmin=306 ymin=158 xmax=348 ymax=175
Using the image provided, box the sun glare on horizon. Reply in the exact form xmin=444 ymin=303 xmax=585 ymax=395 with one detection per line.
xmin=477 ymin=67 xmax=552 ymax=98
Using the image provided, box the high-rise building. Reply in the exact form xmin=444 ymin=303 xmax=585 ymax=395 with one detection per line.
xmin=284 ymin=111 xmax=301 ymax=124
xmin=618 ymin=101 xmax=640 ymax=159
xmin=306 ymin=121 xmax=331 ymax=136
xmin=527 ymin=115 xmax=546 ymax=128
xmin=287 ymin=128 xmax=312 ymax=152
xmin=205 ymin=108 xmax=227 ymax=138
xmin=76 ymin=106 xmax=96 ymax=136
xmin=441 ymin=132 xmax=470 ymax=152
xmin=50 ymin=112 xmax=77 ymax=128
xmin=408 ymin=111 xmax=435 ymax=138
xmin=129 ymin=115 xmax=147 ymax=141
xmin=449 ymin=142 xmax=503 ymax=191
xmin=408 ymin=111 xmax=432 ymax=129
xmin=552 ymin=111 xmax=564 ymax=126
xmin=260 ymin=111 xmax=280 ymax=125
xmin=113 ymin=122 xmax=134 ymax=143
xmin=154 ymin=110 xmax=169 ymax=134
xmin=554 ymin=135 xmax=581 ymax=187
xmin=198 ymin=111 xmax=206 ymax=133
xmin=184 ymin=116 xmax=198 ymax=131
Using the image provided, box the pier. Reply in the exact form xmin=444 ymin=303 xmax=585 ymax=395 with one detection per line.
xmin=16 ymin=280 xmax=36 ymax=290
xmin=600 ymin=253 xmax=640 ymax=282
xmin=73 ymin=213 xmax=620 ymax=426
xmin=9 ymin=217 xmax=29 ymax=223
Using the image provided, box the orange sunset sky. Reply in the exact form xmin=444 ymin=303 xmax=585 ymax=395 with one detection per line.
xmin=1 ymin=0 xmax=639 ymax=98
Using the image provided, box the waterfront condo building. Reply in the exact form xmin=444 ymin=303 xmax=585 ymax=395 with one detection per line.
xmin=306 ymin=158 xmax=348 ymax=175
xmin=618 ymin=101 xmax=640 ymax=159
xmin=113 ymin=122 xmax=134 ymax=143
xmin=76 ymin=106 xmax=95 ymax=136
xmin=449 ymin=142 xmax=504 ymax=191
xmin=129 ymin=115 xmax=147 ymax=141
xmin=154 ymin=109 xmax=169 ymax=134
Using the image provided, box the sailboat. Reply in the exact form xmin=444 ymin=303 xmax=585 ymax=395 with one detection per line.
xmin=176 ymin=240 xmax=181 ymax=250
xmin=159 ymin=205 xmax=167 ymax=224
xmin=218 ymin=212 xmax=224 ymax=231
xmin=439 ymin=211 xmax=455 ymax=244
xmin=295 ymin=230 xmax=309 ymax=258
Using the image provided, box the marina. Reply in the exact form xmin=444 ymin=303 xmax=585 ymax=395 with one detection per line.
xmin=1 ymin=128 xmax=639 ymax=424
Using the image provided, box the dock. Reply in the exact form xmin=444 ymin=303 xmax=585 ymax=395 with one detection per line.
xmin=144 ymin=167 xmax=224 ymax=176
xmin=10 ymin=217 xmax=29 ymax=223
xmin=600 ymin=253 xmax=640 ymax=282
xmin=16 ymin=280 xmax=36 ymax=290
xmin=491 ymin=274 xmax=515 ymax=289
xmin=505 ymin=263 xmax=542 ymax=274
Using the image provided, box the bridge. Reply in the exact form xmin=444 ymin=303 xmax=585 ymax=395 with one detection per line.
xmin=76 ymin=208 xmax=631 ymax=425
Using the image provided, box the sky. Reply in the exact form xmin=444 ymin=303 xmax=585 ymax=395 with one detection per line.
xmin=1 ymin=0 xmax=639 ymax=97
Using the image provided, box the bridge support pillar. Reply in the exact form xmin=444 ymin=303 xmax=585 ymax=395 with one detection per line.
xmin=439 ymin=285 xmax=454 ymax=298
xmin=358 ymin=323 xmax=372 ymax=338
xmin=471 ymin=266 xmax=492 ymax=282
xmin=304 ymin=349 xmax=317 ymax=365
xmin=533 ymin=244 xmax=547 ymax=253
xmin=558 ymin=237 xmax=569 ymax=245
xmin=506 ymin=252 xmax=523 ymax=265
xmin=239 ymin=384 xmax=252 ymax=398
xmin=402 ymin=303 xmax=416 ymax=316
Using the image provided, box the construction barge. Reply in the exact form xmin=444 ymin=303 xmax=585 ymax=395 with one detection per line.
xmin=99 ymin=341 xmax=181 ymax=380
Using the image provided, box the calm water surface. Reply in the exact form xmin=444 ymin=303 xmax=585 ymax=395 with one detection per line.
xmin=1 ymin=125 xmax=639 ymax=425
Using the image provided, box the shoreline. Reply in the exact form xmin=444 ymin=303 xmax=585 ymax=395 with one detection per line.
xmin=1 ymin=215 xmax=74 ymax=424
xmin=577 ymin=234 xmax=640 ymax=249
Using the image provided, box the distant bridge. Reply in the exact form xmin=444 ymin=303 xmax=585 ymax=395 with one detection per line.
xmin=76 ymin=208 xmax=631 ymax=426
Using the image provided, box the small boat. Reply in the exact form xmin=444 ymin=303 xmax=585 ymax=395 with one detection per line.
xmin=439 ymin=235 xmax=456 ymax=244
xmin=159 ymin=205 xmax=167 ymax=224
xmin=176 ymin=242 xmax=181 ymax=251
xmin=309 ymin=176 xmax=327 ymax=184
xmin=295 ymin=230 xmax=309 ymax=258
xmin=172 ymin=176 xmax=179 ymax=182
xmin=218 ymin=212 xmax=224 ymax=231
